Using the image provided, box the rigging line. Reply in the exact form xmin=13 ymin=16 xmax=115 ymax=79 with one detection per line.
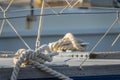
xmin=0 ymin=6 xmax=59 ymax=14
xmin=65 ymin=0 xmax=72 ymax=7
xmin=5 ymin=17 xmax=31 ymax=49
xmin=90 ymin=12 xmax=119 ymax=53
xmin=0 ymin=0 xmax=120 ymax=13
xmin=0 ymin=19 xmax=5 ymax=35
xmin=36 ymin=0 xmax=44 ymax=49
xmin=0 ymin=6 xmax=119 ymax=14
xmin=111 ymin=13 xmax=120 ymax=46
xmin=0 ymin=6 xmax=5 ymax=36
xmin=0 ymin=7 xmax=41 ymax=13
xmin=0 ymin=2 xmax=120 ymax=13
xmin=71 ymin=0 xmax=83 ymax=8
xmin=59 ymin=0 xmax=74 ymax=13
xmin=2 ymin=0 xmax=77 ymax=16
xmin=0 ymin=11 xmax=118 ymax=20
xmin=111 ymin=33 xmax=120 ymax=46
xmin=0 ymin=7 xmax=112 ymax=13
xmin=79 ymin=11 xmax=119 ymax=68
xmin=4 ymin=0 xmax=14 ymax=12
xmin=44 ymin=1 xmax=59 ymax=15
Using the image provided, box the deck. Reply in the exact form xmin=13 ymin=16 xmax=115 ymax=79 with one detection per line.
xmin=0 ymin=51 xmax=120 ymax=80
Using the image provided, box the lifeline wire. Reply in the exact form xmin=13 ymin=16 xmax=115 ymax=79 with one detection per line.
xmin=0 ymin=11 xmax=118 ymax=20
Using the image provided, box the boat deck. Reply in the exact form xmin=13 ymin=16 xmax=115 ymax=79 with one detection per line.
xmin=0 ymin=58 xmax=120 ymax=80
xmin=0 ymin=51 xmax=120 ymax=80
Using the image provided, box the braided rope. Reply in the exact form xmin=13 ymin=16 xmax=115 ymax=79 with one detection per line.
xmin=32 ymin=61 xmax=73 ymax=80
xmin=11 ymin=45 xmax=72 ymax=80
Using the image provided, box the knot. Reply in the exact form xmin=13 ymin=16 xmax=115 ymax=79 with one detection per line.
xmin=13 ymin=46 xmax=53 ymax=66
xmin=11 ymin=45 xmax=72 ymax=80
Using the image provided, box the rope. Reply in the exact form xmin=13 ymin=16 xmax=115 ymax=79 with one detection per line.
xmin=0 ymin=11 xmax=119 ymax=20
xmin=11 ymin=45 xmax=72 ymax=80
xmin=5 ymin=18 xmax=31 ymax=49
xmin=60 ymin=0 xmax=74 ymax=13
xmin=11 ymin=33 xmax=85 ymax=80
xmin=44 ymin=1 xmax=59 ymax=15
xmin=71 ymin=0 xmax=83 ymax=8
xmin=90 ymin=11 xmax=119 ymax=53
xmin=48 ymin=33 xmax=87 ymax=52
xmin=0 ymin=6 xmax=119 ymax=14
xmin=111 ymin=15 xmax=120 ymax=46
xmin=65 ymin=0 xmax=72 ymax=7
xmin=112 ymin=33 xmax=120 ymax=46
xmin=32 ymin=61 xmax=72 ymax=80
xmin=0 ymin=19 xmax=5 ymax=35
xmin=36 ymin=0 xmax=44 ymax=49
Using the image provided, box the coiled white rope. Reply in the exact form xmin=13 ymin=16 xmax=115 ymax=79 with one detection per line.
xmin=11 ymin=45 xmax=73 ymax=80
xmin=48 ymin=33 xmax=87 ymax=52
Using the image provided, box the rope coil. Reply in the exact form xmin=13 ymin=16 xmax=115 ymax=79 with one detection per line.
xmin=48 ymin=33 xmax=87 ymax=52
